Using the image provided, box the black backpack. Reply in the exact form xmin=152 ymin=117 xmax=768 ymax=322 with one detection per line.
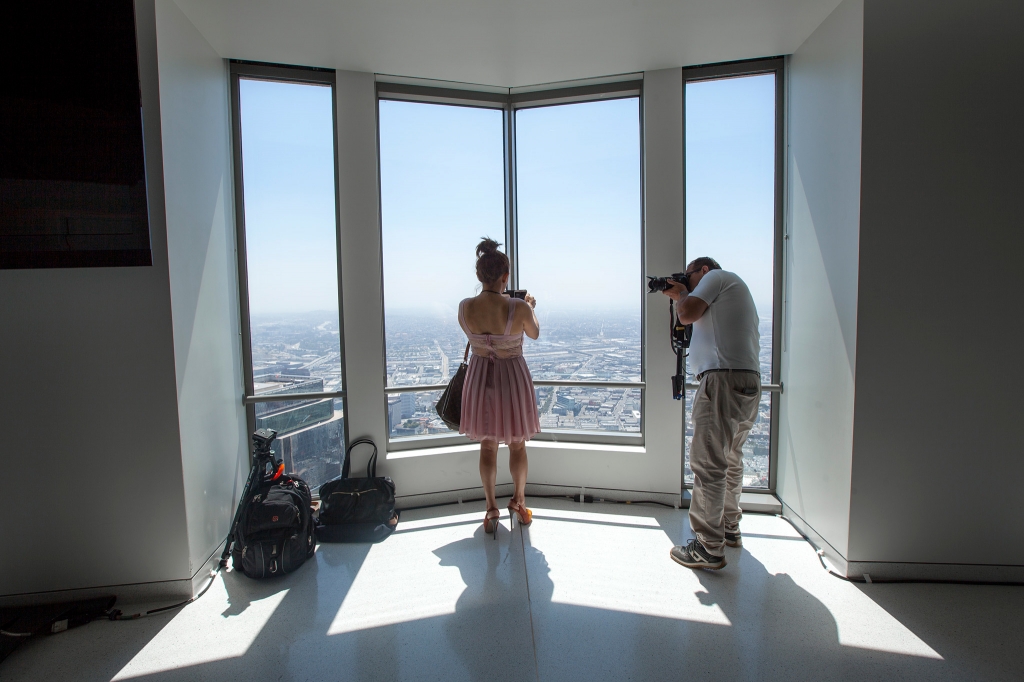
xmin=317 ymin=438 xmax=399 ymax=542
xmin=231 ymin=474 xmax=316 ymax=578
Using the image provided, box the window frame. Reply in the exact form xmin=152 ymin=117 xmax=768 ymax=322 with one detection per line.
xmin=228 ymin=60 xmax=351 ymax=467
xmin=682 ymin=56 xmax=785 ymax=493
xmin=376 ymin=76 xmax=647 ymax=450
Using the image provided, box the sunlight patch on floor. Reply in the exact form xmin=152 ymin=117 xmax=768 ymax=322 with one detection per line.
xmin=526 ymin=512 xmax=733 ymax=626
xmin=111 ymin=581 xmax=290 ymax=680
xmin=832 ymin=591 xmax=943 ymax=659
xmin=327 ymin=523 xmax=475 ymax=635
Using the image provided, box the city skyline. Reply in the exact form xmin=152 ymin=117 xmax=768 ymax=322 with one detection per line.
xmin=247 ymin=308 xmax=773 ymax=489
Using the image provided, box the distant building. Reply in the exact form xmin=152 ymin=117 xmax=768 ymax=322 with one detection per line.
xmin=388 ymin=395 xmax=402 ymax=433
xmin=556 ymin=395 xmax=576 ymax=412
xmin=401 ymin=392 xmax=416 ymax=418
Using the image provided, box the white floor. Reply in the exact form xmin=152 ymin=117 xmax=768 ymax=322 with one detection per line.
xmin=5 ymin=498 xmax=1024 ymax=682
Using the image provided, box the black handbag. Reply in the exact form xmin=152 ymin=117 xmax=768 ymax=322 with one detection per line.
xmin=436 ymin=343 xmax=470 ymax=430
xmin=316 ymin=438 xmax=399 ymax=543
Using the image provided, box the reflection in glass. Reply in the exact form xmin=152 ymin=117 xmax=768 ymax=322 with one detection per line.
xmin=683 ymin=74 xmax=776 ymax=489
xmin=237 ymin=79 xmax=342 ymax=392
xmin=379 ymin=100 xmax=506 ymax=390
xmin=252 ymin=392 xmax=345 ymax=491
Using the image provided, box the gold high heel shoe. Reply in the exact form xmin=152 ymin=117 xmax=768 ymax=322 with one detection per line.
xmin=507 ymin=500 xmax=532 ymax=529
xmin=483 ymin=508 xmax=500 ymax=540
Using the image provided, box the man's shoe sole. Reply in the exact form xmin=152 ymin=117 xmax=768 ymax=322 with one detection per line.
xmin=669 ymin=548 xmax=727 ymax=570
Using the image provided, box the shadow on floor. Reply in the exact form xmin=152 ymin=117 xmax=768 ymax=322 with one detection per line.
xmin=4 ymin=504 xmax=1023 ymax=682
xmin=852 ymin=580 xmax=1024 ymax=681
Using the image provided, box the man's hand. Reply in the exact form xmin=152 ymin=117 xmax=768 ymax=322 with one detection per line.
xmin=662 ymin=279 xmax=688 ymax=302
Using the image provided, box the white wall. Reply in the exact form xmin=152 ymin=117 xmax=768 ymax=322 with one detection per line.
xmin=335 ymin=70 xmax=389 ymax=479
xmin=776 ymin=0 xmax=863 ymax=563
xmin=848 ymin=0 xmax=1024 ymax=571
xmin=154 ymin=0 xmax=248 ymax=581
xmin=0 ymin=0 xmax=192 ymax=600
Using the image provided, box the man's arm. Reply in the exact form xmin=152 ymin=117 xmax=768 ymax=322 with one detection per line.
xmin=663 ymin=280 xmax=709 ymax=324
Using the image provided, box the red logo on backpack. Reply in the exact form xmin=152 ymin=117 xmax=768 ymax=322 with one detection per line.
xmin=272 ymin=515 xmax=279 ymax=522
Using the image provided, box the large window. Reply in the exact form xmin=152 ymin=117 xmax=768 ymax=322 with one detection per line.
xmin=378 ymin=101 xmax=505 ymax=440
xmin=516 ymin=99 xmax=642 ymax=434
xmin=682 ymin=60 xmax=783 ymax=490
xmin=378 ymin=81 xmax=643 ymax=445
xmin=230 ymin=64 xmax=347 ymax=489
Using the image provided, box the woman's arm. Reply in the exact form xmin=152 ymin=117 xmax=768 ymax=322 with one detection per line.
xmin=520 ymin=295 xmax=540 ymax=339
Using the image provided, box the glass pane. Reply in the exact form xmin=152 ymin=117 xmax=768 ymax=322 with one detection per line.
xmin=379 ymin=100 xmax=506 ymax=437
xmin=516 ymin=98 xmax=642 ymax=433
xmin=537 ymin=386 xmax=642 ymax=434
xmin=253 ymin=393 xmax=345 ymax=491
xmin=684 ymin=74 xmax=776 ymax=488
xmin=387 ymin=389 xmax=453 ymax=439
xmin=238 ymin=79 xmax=342 ymax=392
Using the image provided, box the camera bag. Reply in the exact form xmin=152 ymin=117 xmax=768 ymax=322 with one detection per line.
xmin=231 ymin=474 xmax=316 ymax=579
xmin=317 ymin=438 xmax=399 ymax=543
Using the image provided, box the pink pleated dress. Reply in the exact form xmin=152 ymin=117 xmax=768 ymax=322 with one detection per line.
xmin=458 ymin=297 xmax=541 ymax=445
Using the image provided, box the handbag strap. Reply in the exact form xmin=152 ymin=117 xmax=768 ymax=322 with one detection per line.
xmin=462 ymin=342 xmax=470 ymax=363
xmin=342 ymin=437 xmax=378 ymax=480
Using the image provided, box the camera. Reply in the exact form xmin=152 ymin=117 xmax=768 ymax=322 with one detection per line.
xmin=647 ymin=273 xmax=690 ymax=294
xmin=647 ymin=274 xmax=694 ymax=400
xmin=505 ymin=289 xmax=528 ymax=300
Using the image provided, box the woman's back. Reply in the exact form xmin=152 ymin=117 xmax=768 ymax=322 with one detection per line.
xmin=461 ymin=292 xmax=540 ymax=339
xmin=461 ymin=294 xmax=514 ymax=335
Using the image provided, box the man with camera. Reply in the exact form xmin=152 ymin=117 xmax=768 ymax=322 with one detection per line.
xmin=662 ymin=257 xmax=761 ymax=570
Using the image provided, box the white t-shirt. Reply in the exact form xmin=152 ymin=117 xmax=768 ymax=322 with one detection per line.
xmin=685 ymin=269 xmax=760 ymax=376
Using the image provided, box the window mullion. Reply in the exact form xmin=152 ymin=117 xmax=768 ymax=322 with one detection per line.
xmin=505 ymin=100 xmax=520 ymax=288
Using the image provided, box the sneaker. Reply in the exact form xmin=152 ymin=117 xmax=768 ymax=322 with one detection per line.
xmin=725 ymin=531 xmax=742 ymax=548
xmin=670 ymin=539 xmax=727 ymax=570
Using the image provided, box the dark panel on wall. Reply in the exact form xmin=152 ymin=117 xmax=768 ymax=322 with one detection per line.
xmin=0 ymin=1 xmax=151 ymax=269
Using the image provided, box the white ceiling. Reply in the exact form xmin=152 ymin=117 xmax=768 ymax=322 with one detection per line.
xmin=174 ymin=0 xmax=841 ymax=88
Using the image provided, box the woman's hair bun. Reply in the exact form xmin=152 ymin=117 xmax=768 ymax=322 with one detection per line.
xmin=475 ymin=237 xmax=510 ymax=285
xmin=476 ymin=237 xmax=501 ymax=258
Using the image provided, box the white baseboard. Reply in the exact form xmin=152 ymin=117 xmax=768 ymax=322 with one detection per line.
xmin=779 ymin=500 xmax=1024 ymax=584
xmin=396 ymin=483 xmax=681 ymax=510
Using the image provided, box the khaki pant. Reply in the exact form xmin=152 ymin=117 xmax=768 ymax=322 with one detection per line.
xmin=689 ymin=371 xmax=761 ymax=556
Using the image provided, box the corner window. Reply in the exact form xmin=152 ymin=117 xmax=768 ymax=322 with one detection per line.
xmin=377 ymin=80 xmax=643 ymax=447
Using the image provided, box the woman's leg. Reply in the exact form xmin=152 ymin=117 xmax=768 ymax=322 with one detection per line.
xmin=508 ymin=441 xmax=528 ymax=505
xmin=479 ymin=439 xmax=499 ymax=510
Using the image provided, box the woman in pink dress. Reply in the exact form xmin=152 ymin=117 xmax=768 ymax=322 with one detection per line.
xmin=458 ymin=238 xmax=541 ymax=537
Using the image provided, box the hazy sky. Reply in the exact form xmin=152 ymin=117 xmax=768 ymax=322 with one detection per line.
xmin=515 ymin=98 xmax=642 ymax=314
xmin=379 ymin=100 xmax=505 ymax=318
xmin=686 ymin=73 xmax=776 ymax=314
xmin=239 ymin=78 xmax=340 ymax=316
xmin=238 ymin=75 xmax=776 ymax=318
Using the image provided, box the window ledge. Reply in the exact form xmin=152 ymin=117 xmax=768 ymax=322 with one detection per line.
xmin=388 ymin=440 xmax=646 ymax=459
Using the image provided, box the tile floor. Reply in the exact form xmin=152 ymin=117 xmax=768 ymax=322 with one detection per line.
xmin=4 ymin=498 xmax=1023 ymax=681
